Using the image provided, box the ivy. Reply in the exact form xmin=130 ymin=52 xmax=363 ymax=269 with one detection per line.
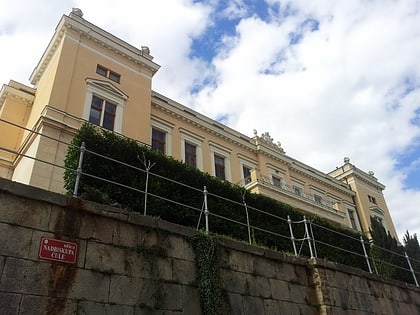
xmin=190 ymin=232 xmax=222 ymax=315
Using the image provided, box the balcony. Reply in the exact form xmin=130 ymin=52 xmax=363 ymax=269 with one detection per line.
xmin=241 ymin=176 xmax=347 ymax=224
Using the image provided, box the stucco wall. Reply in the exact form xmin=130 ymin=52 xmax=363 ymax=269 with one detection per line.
xmin=0 ymin=178 xmax=419 ymax=314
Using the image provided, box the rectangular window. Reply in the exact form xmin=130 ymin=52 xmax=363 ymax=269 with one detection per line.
xmin=152 ymin=128 xmax=166 ymax=154
xmin=348 ymin=210 xmax=357 ymax=230
xmin=96 ymin=64 xmax=121 ymax=83
xmin=214 ymin=154 xmax=226 ymax=180
xmin=89 ymin=95 xmax=116 ymax=130
xmin=185 ymin=142 xmax=197 ymax=167
xmin=243 ymin=166 xmax=252 ymax=184
xmin=96 ymin=65 xmax=107 ymax=77
xmin=368 ymin=195 xmax=377 ymax=204
xmin=272 ymin=176 xmax=282 ymax=188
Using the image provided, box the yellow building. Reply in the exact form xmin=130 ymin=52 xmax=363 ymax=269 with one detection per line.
xmin=0 ymin=9 xmax=398 ymax=239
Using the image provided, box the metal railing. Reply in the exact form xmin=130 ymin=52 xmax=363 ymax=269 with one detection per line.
xmin=0 ymin=118 xmax=419 ymax=287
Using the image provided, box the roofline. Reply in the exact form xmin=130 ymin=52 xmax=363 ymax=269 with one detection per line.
xmin=30 ymin=11 xmax=160 ymax=85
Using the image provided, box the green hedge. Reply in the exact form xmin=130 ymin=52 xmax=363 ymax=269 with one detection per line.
xmin=64 ymin=123 xmax=368 ymax=270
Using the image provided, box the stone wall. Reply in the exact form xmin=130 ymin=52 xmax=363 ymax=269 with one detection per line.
xmin=0 ymin=178 xmax=419 ymax=314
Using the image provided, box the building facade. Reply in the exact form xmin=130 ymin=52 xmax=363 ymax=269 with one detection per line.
xmin=0 ymin=9 xmax=398 ymax=238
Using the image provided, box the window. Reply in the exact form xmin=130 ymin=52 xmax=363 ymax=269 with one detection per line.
xmin=89 ymin=95 xmax=117 ymax=130
xmin=96 ymin=64 xmax=121 ymax=83
xmin=293 ymin=185 xmax=302 ymax=196
xmin=368 ymin=195 xmax=377 ymax=204
xmin=348 ymin=209 xmax=357 ymax=230
xmin=185 ymin=142 xmax=197 ymax=167
xmin=84 ymin=79 xmax=127 ymax=133
xmin=314 ymin=194 xmax=323 ymax=205
xmin=180 ymin=130 xmax=203 ymax=170
xmin=214 ymin=154 xmax=226 ymax=180
xmin=151 ymin=128 xmax=166 ymax=154
xmin=272 ymin=176 xmax=282 ymax=188
xmin=243 ymin=166 xmax=252 ymax=184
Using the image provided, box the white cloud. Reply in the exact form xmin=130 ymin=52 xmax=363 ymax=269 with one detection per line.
xmin=1 ymin=0 xmax=420 ymax=241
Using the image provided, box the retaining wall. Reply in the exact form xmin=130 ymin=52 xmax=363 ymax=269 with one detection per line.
xmin=0 ymin=178 xmax=419 ymax=314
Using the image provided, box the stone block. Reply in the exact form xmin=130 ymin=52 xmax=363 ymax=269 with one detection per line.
xmin=165 ymin=234 xmax=187 ymax=260
xmin=110 ymin=275 xmax=156 ymax=307
xmin=0 ymin=193 xmax=50 ymax=230
xmin=182 ymin=285 xmax=202 ymax=315
xmin=226 ymin=249 xmax=254 ymax=273
xmin=246 ymin=274 xmax=271 ymax=298
xmin=162 ymin=283 xmax=183 ymax=310
xmin=220 ymin=268 xmax=248 ymax=294
xmin=155 ymin=256 xmax=173 ymax=281
xmin=263 ymin=299 xmax=280 ymax=315
xmin=242 ymin=295 xmax=264 ymax=315
xmin=0 ymin=292 xmax=21 ymax=315
xmin=122 ymin=251 xmax=152 ymax=278
xmin=85 ymin=241 xmax=127 ymax=274
xmin=77 ymin=301 xmax=134 ymax=315
xmin=288 ymin=283 xmax=309 ymax=304
xmin=0 ymin=258 xmax=50 ymax=295
xmin=269 ymin=278 xmax=290 ymax=301
xmin=68 ymin=269 xmax=110 ymax=302
xmin=278 ymin=301 xmax=305 ymax=314
xmin=78 ymin=213 xmax=114 ymax=243
xmin=225 ymin=292 xmax=244 ymax=315
xmin=172 ymin=258 xmax=196 ymax=285
xmin=20 ymin=295 xmax=78 ymax=315
xmin=112 ymin=221 xmax=143 ymax=248
xmin=0 ymin=223 xmax=32 ymax=258
xmin=253 ymin=256 xmax=278 ymax=278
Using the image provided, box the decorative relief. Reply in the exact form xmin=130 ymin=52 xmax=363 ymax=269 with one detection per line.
xmin=253 ymin=129 xmax=285 ymax=154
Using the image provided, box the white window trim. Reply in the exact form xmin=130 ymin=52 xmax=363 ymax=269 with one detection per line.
xmin=151 ymin=118 xmax=173 ymax=156
xmin=83 ymin=79 xmax=127 ymax=133
xmin=238 ymin=155 xmax=257 ymax=184
xmin=347 ymin=207 xmax=361 ymax=231
xmin=267 ymin=165 xmax=286 ymax=189
xmin=370 ymin=206 xmax=387 ymax=230
xmin=209 ymin=142 xmax=231 ymax=181
xmin=180 ymin=129 xmax=203 ymax=171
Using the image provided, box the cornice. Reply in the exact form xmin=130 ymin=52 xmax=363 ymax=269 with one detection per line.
xmin=30 ymin=12 xmax=160 ymax=85
xmin=151 ymin=92 xmax=354 ymax=197
xmin=333 ymin=166 xmax=385 ymax=191
xmin=151 ymin=93 xmax=256 ymax=153
xmin=0 ymin=84 xmax=35 ymax=108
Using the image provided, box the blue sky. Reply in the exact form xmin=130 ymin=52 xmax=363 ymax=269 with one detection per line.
xmin=1 ymin=0 xmax=420 ymax=240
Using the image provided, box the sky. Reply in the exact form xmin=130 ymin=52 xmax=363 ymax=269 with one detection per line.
xmin=1 ymin=0 xmax=419 ymax=242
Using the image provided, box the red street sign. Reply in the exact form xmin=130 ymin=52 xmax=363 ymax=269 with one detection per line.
xmin=38 ymin=237 xmax=78 ymax=264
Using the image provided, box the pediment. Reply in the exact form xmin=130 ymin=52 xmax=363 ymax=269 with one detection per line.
xmin=86 ymin=78 xmax=128 ymax=100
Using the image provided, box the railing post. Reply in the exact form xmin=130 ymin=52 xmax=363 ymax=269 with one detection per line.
xmin=360 ymin=236 xmax=373 ymax=273
xmin=73 ymin=141 xmax=85 ymax=197
xmin=287 ymin=215 xmax=298 ymax=256
xmin=405 ymin=252 xmax=419 ymax=287
xmin=203 ymin=186 xmax=209 ymax=234
xmin=141 ymin=155 xmax=155 ymax=216
xmin=303 ymin=216 xmax=315 ymax=259
xmin=242 ymin=191 xmax=252 ymax=245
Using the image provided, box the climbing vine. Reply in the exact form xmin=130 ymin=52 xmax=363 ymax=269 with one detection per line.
xmin=191 ymin=232 xmax=222 ymax=315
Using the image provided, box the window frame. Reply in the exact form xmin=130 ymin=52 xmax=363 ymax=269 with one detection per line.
xmin=83 ymin=79 xmax=127 ymax=133
xmin=88 ymin=95 xmax=118 ymax=130
xmin=151 ymin=128 xmax=166 ymax=154
xmin=210 ymin=142 xmax=231 ymax=181
xmin=180 ymin=130 xmax=203 ymax=170
xmin=214 ymin=154 xmax=226 ymax=180
xmin=96 ymin=64 xmax=121 ymax=83
xmin=184 ymin=142 xmax=197 ymax=168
